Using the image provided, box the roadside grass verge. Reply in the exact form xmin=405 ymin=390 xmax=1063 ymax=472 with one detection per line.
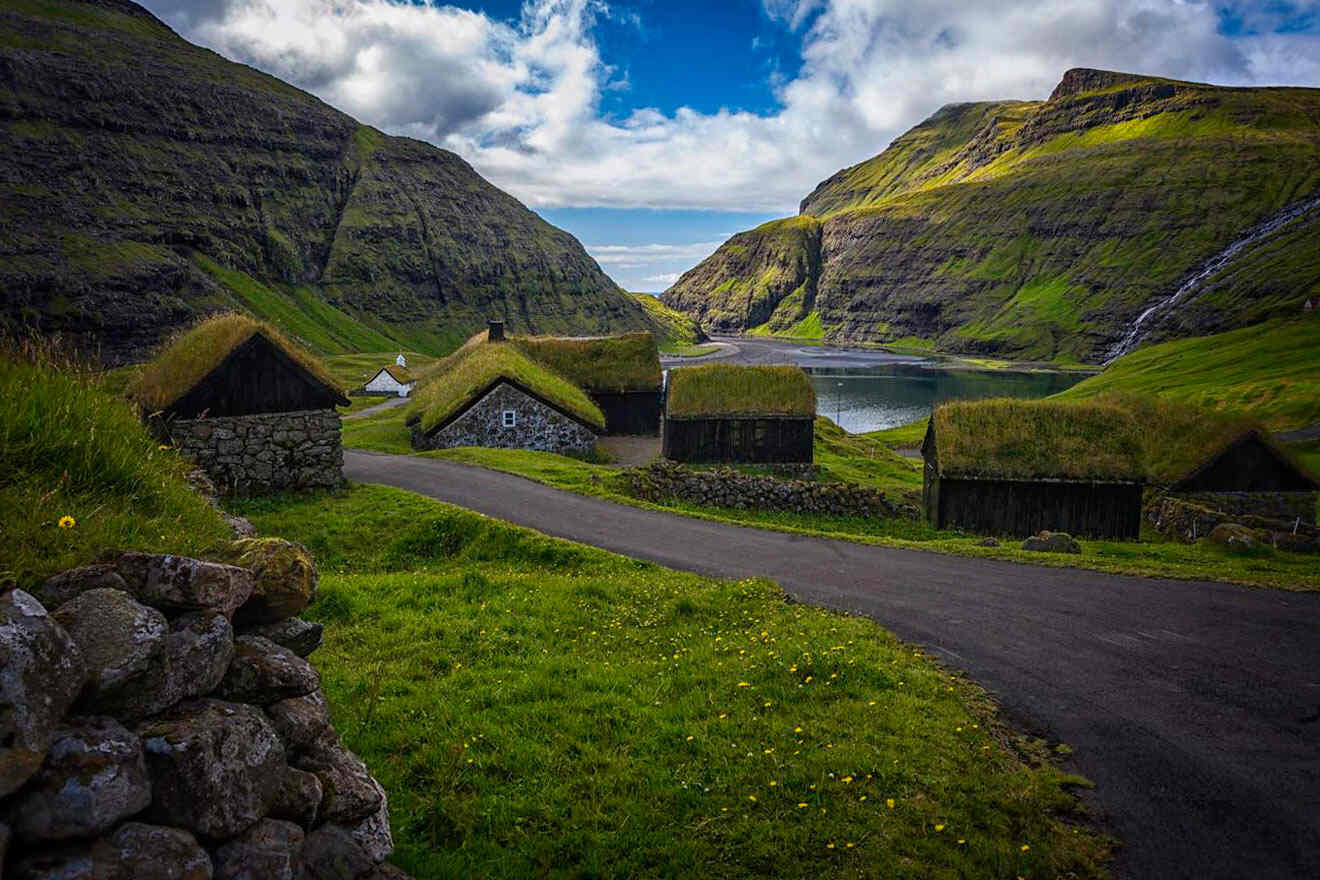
xmin=230 ymin=484 xmax=1109 ymax=879
xmin=0 ymin=346 xmax=229 ymax=587
xmin=342 ymin=407 xmax=1320 ymax=590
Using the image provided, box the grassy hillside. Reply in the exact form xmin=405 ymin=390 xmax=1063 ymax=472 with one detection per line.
xmin=630 ymin=293 xmax=708 ymax=352
xmin=663 ymin=69 xmax=1320 ymax=363
xmin=1056 ymin=312 xmax=1320 ymax=431
xmin=232 ymin=484 xmax=1109 ymax=879
xmin=0 ymin=0 xmax=655 ymax=364
xmin=0 ymin=343 xmax=229 ymax=586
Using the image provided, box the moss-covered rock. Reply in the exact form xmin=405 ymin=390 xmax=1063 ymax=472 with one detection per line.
xmin=221 ymin=538 xmax=318 ymax=626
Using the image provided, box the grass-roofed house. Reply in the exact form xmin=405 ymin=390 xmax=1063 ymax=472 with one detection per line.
xmin=513 ymin=331 xmax=663 ymax=435
xmin=362 ymin=364 xmax=415 ymax=398
xmin=407 ymin=335 xmax=605 ymax=454
xmin=129 ymin=313 xmax=349 ymax=494
xmin=921 ymin=398 xmax=1146 ymax=539
xmin=663 ymin=364 xmax=816 ymax=464
xmin=1119 ymin=394 xmax=1320 ymax=528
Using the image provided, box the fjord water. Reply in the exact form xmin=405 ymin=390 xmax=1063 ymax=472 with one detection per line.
xmin=794 ymin=347 xmax=1087 ymax=433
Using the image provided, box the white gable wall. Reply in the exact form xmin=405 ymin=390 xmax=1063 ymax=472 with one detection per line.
xmin=364 ymin=369 xmax=414 ymax=397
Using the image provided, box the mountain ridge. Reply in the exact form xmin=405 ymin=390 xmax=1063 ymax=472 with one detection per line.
xmin=0 ymin=0 xmax=654 ymax=363
xmin=664 ymin=67 xmax=1320 ymax=362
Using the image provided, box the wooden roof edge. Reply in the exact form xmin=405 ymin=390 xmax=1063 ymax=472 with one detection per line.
xmin=423 ymin=376 xmax=604 ymax=437
xmin=1168 ymin=426 xmax=1320 ymax=491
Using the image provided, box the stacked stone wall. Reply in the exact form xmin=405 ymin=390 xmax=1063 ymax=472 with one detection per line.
xmin=167 ymin=410 xmax=344 ymax=496
xmin=0 ymin=540 xmax=409 ymax=880
xmin=1147 ymin=494 xmax=1320 ymax=551
xmin=1170 ymin=491 xmax=1316 ymax=525
xmin=413 ymin=383 xmax=597 ymax=455
xmin=620 ymin=460 xmax=916 ymax=519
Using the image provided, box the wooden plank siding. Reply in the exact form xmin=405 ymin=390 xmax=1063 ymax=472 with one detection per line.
xmin=930 ymin=476 xmax=1143 ymax=539
xmin=662 ymin=416 xmax=814 ymax=464
xmin=592 ymin=391 xmax=662 ymax=436
xmin=164 ymin=333 xmax=347 ymax=418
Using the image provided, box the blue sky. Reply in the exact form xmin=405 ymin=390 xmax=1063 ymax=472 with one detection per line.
xmin=150 ymin=0 xmax=1320 ymax=292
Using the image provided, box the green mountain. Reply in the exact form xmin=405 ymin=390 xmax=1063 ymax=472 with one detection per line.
xmin=0 ymin=0 xmax=654 ymax=364
xmin=662 ymin=69 xmax=1320 ymax=363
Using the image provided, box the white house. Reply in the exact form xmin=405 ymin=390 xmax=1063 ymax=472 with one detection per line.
xmin=396 ymin=353 xmax=407 ymax=367
xmin=363 ymin=364 xmax=415 ymax=397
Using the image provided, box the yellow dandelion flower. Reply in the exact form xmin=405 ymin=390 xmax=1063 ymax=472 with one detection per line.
xmin=1020 ymin=844 xmax=1030 ymax=852
xmin=841 ymin=776 xmax=853 ymax=784
xmin=768 ymin=780 xmax=777 ymax=787
xmin=957 ymin=839 xmax=966 ymax=846
xmin=794 ymin=726 xmax=803 ymax=733
xmin=737 ymin=682 xmax=751 ymax=688
xmin=868 ymin=700 xmax=877 ymax=706
xmin=58 ymin=515 xmax=76 ymax=529
xmin=719 ymin=713 xmax=728 ymax=719
xmin=686 ymin=735 xmax=694 ymax=742
xmin=826 ymin=842 xmax=835 ymax=850
xmin=845 ymin=842 xmax=855 ymax=849
xmin=886 ymin=798 xmax=895 ymax=809
xmin=934 ymin=824 xmax=945 ymax=832
xmin=805 ymin=675 xmax=813 ymax=683
xmin=797 ymin=802 xmax=808 ymax=808
xmin=747 ymin=795 xmax=757 ymax=803
xmin=157 ymin=444 xmax=170 ymax=451
xmin=763 ymin=748 xmax=774 ymax=754
xmin=859 ymin=795 xmax=867 ymax=802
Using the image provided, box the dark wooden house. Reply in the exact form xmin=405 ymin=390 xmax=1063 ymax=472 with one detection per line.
xmin=512 ymin=332 xmax=663 ymax=435
xmin=921 ymin=399 xmax=1145 ymax=539
xmin=1163 ymin=428 xmax=1319 ymax=524
xmin=663 ymin=364 xmax=816 ymax=464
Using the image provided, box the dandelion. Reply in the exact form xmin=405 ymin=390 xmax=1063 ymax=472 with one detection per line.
xmin=1020 ymin=844 xmax=1031 ymax=852
xmin=841 ymin=776 xmax=853 ymax=784
xmin=58 ymin=515 xmax=76 ymax=529
xmin=826 ymin=842 xmax=835 ymax=850
xmin=737 ymin=682 xmax=751 ymax=688
xmin=747 ymin=795 xmax=758 ymax=803
xmin=794 ymin=726 xmax=803 ymax=733
xmin=957 ymin=839 xmax=966 ymax=846
xmin=157 ymin=444 xmax=170 ymax=451
xmin=805 ymin=676 xmax=813 ymax=683
xmin=886 ymin=798 xmax=895 ymax=809
xmin=868 ymin=700 xmax=877 ymax=707
xmin=768 ymin=781 xmax=777 ymax=787
xmin=797 ymin=802 xmax=808 ymax=808
xmin=934 ymin=824 xmax=945 ymax=832
xmin=845 ymin=842 xmax=855 ymax=849
xmin=686 ymin=735 xmax=694 ymax=742
xmin=859 ymin=795 xmax=867 ymax=802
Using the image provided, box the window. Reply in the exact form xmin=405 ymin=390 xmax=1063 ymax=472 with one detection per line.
xmin=501 ymin=410 xmax=517 ymax=428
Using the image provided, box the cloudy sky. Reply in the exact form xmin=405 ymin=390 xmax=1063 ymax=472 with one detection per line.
xmin=142 ymin=0 xmax=1320 ymax=291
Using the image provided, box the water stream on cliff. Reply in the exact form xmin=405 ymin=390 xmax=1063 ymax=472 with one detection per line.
xmin=1104 ymin=193 xmax=1320 ymax=363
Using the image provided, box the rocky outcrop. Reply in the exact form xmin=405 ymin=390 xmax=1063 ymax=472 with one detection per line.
xmin=0 ymin=546 xmax=410 ymax=879
xmin=0 ymin=0 xmax=654 ymax=364
xmin=664 ymin=68 xmax=1320 ymax=362
xmin=1020 ymin=531 xmax=1083 ymax=554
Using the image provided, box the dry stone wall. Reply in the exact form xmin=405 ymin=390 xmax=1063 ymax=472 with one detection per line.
xmin=413 ymin=382 xmax=597 ymax=455
xmin=0 ymin=540 xmax=410 ymax=880
xmin=1171 ymin=490 xmax=1316 ymax=525
xmin=1147 ymin=494 xmax=1320 ymax=551
xmin=620 ymin=459 xmax=914 ymax=518
xmin=166 ymin=410 xmax=345 ymax=496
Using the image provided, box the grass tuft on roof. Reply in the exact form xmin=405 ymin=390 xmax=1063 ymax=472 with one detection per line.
xmin=408 ymin=341 xmax=605 ymax=434
xmin=128 ymin=312 xmax=343 ymax=411
xmin=511 ymin=332 xmax=662 ymax=392
xmin=930 ymin=397 xmax=1145 ymax=482
xmin=666 ymin=364 xmax=816 ymax=418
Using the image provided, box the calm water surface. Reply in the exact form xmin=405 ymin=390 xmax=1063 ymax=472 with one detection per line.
xmin=699 ymin=340 xmax=1090 ymax=434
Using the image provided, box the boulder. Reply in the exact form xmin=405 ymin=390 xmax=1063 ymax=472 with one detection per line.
xmin=212 ymin=818 xmax=304 ymax=880
xmin=1021 ymin=531 xmax=1082 ymax=554
xmin=12 ymin=824 xmax=211 ymax=880
xmin=114 ymin=553 xmax=254 ymax=618
xmin=97 ymin=822 xmax=213 ymax=880
xmin=1272 ymin=531 xmax=1320 ymax=555
xmin=218 ymin=636 xmax=320 ymax=706
xmin=137 ymin=699 xmax=286 ymax=840
xmin=300 ymin=789 xmax=392 ymax=880
xmin=242 ymin=618 xmax=323 ymax=658
xmin=9 ymin=716 xmax=152 ymax=842
xmin=218 ymin=538 xmax=318 ymax=626
xmin=35 ymin=564 xmax=128 ymax=610
xmin=1207 ymin=523 xmax=1269 ymax=554
xmin=53 ymin=588 xmax=169 ymax=720
xmin=270 ymin=765 xmax=323 ymax=829
xmin=0 ymin=589 xmax=88 ymax=796
xmin=224 ymin=513 xmax=258 ymax=539
xmin=163 ymin=611 xmax=235 ymax=706
xmin=294 ymin=738 xmax=384 ymax=826
xmin=977 ymin=537 xmax=1000 ymax=547
xmin=266 ymin=691 xmax=333 ymax=754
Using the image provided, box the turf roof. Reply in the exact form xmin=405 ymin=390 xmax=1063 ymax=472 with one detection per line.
xmin=512 ymin=332 xmax=662 ymax=392
xmin=375 ymin=365 xmax=414 ymax=384
xmin=928 ymin=398 xmax=1146 ymax=482
xmin=408 ymin=340 xmax=605 ymax=434
xmin=665 ymin=364 xmax=816 ymax=418
xmin=129 ymin=312 xmax=344 ymax=411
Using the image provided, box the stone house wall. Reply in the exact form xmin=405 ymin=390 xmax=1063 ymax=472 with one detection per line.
xmin=415 ymin=382 xmax=597 ymax=455
xmin=167 ymin=409 xmax=344 ymax=496
xmin=1146 ymin=494 xmax=1319 ymax=543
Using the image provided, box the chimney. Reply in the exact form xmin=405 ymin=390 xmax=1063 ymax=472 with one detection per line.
xmin=488 ymin=319 xmax=505 ymax=342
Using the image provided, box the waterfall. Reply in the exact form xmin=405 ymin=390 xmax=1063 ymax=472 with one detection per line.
xmin=1103 ymin=194 xmax=1320 ymax=364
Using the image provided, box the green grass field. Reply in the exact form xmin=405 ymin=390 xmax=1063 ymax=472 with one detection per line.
xmin=231 ymin=484 xmax=1109 ymax=879
xmin=1056 ymin=313 xmax=1320 ymax=431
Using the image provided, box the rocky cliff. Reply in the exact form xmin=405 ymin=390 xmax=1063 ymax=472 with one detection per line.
xmin=0 ymin=0 xmax=653 ymax=364
xmin=662 ymin=69 xmax=1320 ymax=362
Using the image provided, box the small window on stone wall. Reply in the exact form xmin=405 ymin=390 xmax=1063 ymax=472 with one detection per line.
xmin=502 ymin=410 xmax=517 ymax=428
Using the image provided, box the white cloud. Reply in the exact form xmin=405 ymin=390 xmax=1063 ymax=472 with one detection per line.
xmin=643 ymin=272 xmax=682 ymax=284
xmin=147 ymin=0 xmax=1320 ymax=214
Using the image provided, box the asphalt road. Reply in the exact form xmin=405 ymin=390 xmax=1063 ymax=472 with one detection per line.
xmin=345 ymin=449 xmax=1320 ymax=879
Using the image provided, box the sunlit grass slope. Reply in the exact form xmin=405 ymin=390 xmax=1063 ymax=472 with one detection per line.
xmin=0 ymin=345 xmax=228 ymax=586
xmin=232 ymin=484 xmax=1109 ymax=879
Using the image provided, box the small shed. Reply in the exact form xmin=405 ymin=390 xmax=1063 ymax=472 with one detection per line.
xmin=1160 ymin=426 xmax=1319 ymax=524
xmin=513 ymin=332 xmax=663 ymax=435
xmin=921 ymin=399 xmax=1145 ymax=539
xmin=663 ymin=364 xmax=816 ymax=464
xmin=407 ymin=338 xmax=604 ymax=455
xmin=129 ymin=313 xmax=349 ymax=494
xmin=363 ymin=364 xmax=415 ymax=397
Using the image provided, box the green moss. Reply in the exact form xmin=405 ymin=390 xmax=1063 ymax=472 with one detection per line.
xmin=666 ymin=364 xmax=816 ymax=418
xmin=511 ymin=332 xmax=661 ymax=392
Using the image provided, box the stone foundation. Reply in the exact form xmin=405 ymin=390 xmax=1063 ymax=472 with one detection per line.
xmin=414 ymin=382 xmax=597 ymax=455
xmin=166 ymin=409 xmax=344 ymax=496
xmin=620 ymin=460 xmax=917 ymax=519
xmin=1147 ymin=494 xmax=1320 ymax=545
xmin=1171 ymin=491 xmax=1316 ymax=525
xmin=1 ymin=543 xmax=410 ymax=879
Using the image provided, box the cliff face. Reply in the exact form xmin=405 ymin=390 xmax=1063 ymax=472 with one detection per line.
xmin=663 ymin=69 xmax=1320 ymax=362
xmin=0 ymin=0 xmax=652 ymax=363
